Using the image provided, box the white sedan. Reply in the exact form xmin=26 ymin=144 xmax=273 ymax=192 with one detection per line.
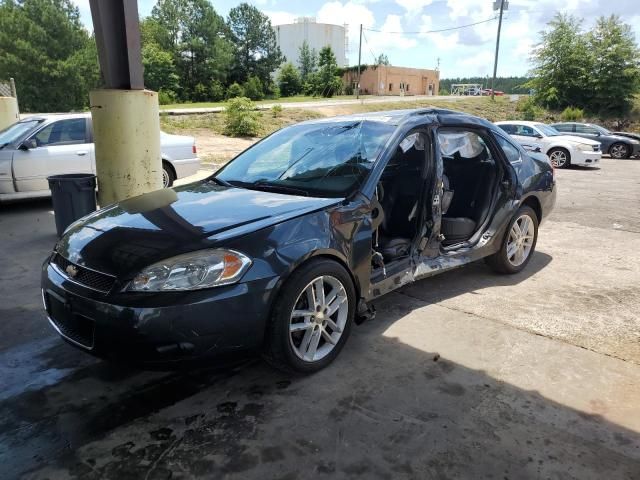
xmin=495 ymin=120 xmax=601 ymax=168
xmin=0 ymin=113 xmax=200 ymax=202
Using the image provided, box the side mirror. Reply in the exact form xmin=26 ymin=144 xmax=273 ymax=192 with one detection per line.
xmin=534 ymin=134 xmax=543 ymax=138
xmin=20 ymin=138 xmax=37 ymax=150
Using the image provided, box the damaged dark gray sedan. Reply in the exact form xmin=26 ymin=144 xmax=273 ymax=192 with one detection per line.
xmin=41 ymin=109 xmax=556 ymax=373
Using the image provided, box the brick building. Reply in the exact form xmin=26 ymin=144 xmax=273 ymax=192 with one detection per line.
xmin=343 ymin=65 xmax=440 ymax=96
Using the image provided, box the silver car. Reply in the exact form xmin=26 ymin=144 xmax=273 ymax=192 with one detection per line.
xmin=0 ymin=113 xmax=200 ymax=202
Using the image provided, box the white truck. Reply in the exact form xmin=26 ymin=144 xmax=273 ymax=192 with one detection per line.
xmin=0 ymin=113 xmax=200 ymax=201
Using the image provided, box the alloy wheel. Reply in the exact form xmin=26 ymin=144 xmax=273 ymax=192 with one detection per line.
xmin=506 ymin=214 xmax=535 ymax=267
xmin=289 ymin=275 xmax=349 ymax=362
xmin=162 ymin=168 xmax=170 ymax=188
xmin=549 ymin=150 xmax=568 ymax=168
xmin=610 ymin=143 xmax=629 ymax=159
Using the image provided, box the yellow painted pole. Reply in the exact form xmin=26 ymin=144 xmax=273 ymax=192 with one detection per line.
xmin=89 ymin=89 xmax=162 ymax=205
xmin=0 ymin=96 xmax=19 ymax=130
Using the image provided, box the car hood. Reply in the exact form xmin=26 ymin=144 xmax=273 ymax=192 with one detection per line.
xmin=553 ymin=135 xmax=600 ymax=145
xmin=56 ymin=180 xmax=340 ymax=277
xmin=614 ymin=131 xmax=640 ymax=139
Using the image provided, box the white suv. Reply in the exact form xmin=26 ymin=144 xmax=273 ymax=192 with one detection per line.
xmin=495 ymin=121 xmax=601 ymax=168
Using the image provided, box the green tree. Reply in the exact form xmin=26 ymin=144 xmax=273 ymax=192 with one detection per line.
xmin=297 ymin=40 xmax=317 ymax=82
xmin=526 ymin=14 xmax=592 ymax=109
xmin=587 ymin=15 xmax=640 ymax=118
xmin=243 ymin=75 xmax=264 ymax=100
xmin=226 ymin=82 xmax=244 ymax=99
xmin=278 ymin=62 xmax=302 ymax=97
xmin=376 ymin=53 xmax=390 ymax=66
xmin=227 ymin=3 xmax=284 ymax=85
xmin=0 ymin=0 xmax=99 ymax=112
xmin=223 ymin=97 xmax=261 ymax=137
xmin=142 ymin=42 xmax=180 ymax=94
xmin=150 ymin=0 xmax=233 ymax=101
xmin=315 ymin=46 xmax=343 ymax=98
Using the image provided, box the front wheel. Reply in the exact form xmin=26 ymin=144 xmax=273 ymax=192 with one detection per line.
xmin=486 ymin=205 xmax=538 ymax=274
xmin=263 ymin=258 xmax=356 ymax=374
xmin=548 ymin=148 xmax=570 ymax=168
xmin=609 ymin=142 xmax=630 ymax=159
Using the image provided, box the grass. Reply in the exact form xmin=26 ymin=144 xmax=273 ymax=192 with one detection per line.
xmin=160 ymin=107 xmax=324 ymax=137
xmin=159 ymin=94 xmax=365 ymax=110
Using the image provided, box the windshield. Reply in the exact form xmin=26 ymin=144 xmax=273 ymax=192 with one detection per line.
xmin=534 ymin=123 xmax=561 ymax=137
xmin=594 ymin=125 xmax=611 ymax=135
xmin=0 ymin=120 xmax=41 ymax=146
xmin=216 ymin=120 xmax=396 ymax=197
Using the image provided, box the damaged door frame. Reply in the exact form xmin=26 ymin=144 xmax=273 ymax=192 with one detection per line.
xmin=365 ymin=121 xmax=522 ymax=301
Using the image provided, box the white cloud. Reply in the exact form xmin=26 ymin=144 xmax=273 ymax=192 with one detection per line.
xmin=264 ymin=10 xmax=298 ymax=25
xmin=317 ymin=1 xmax=376 ymax=59
xmin=419 ymin=15 xmax=459 ymax=51
xmin=395 ymin=0 xmax=434 ymax=15
xmin=458 ymin=50 xmax=495 ymax=76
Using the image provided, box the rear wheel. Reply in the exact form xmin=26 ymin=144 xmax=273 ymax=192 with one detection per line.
xmin=263 ymin=258 xmax=355 ymax=374
xmin=486 ymin=205 xmax=538 ymax=274
xmin=162 ymin=162 xmax=175 ymax=188
xmin=548 ymin=148 xmax=570 ymax=168
xmin=609 ymin=142 xmax=630 ymax=159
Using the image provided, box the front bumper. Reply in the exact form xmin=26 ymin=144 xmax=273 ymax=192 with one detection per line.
xmin=41 ymin=260 xmax=277 ymax=366
xmin=572 ymin=150 xmax=601 ymax=166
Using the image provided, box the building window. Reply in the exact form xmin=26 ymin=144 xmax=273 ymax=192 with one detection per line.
xmin=389 ymin=83 xmax=393 ymax=92
xmin=406 ymin=84 xmax=410 ymax=92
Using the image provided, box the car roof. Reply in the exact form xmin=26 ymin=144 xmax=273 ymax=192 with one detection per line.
xmin=495 ymin=120 xmax=541 ymax=126
xmin=20 ymin=112 xmax=89 ymax=122
xmin=298 ymin=107 xmax=496 ymax=130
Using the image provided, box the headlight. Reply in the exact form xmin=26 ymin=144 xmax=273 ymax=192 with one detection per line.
xmin=129 ymin=249 xmax=252 ymax=291
xmin=575 ymin=142 xmax=595 ymax=151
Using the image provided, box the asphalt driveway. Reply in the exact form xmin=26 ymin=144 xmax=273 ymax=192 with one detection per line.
xmin=0 ymin=158 xmax=638 ymax=479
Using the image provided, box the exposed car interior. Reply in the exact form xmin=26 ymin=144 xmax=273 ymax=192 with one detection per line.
xmin=371 ymin=129 xmax=500 ymax=272
xmin=373 ymin=132 xmax=426 ymax=262
xmin=439 ymin=130 xmax=499 ymax=246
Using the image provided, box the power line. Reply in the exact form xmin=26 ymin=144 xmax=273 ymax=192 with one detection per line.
xmin=360 ymin=29 xmax=379 ymax=64
xmin=363 ymin=16 xmax=498 ymax=35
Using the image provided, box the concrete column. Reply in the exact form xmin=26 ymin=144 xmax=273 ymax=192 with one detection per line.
xmin=89 ymin=89 xmax=162 ymax=205
xmin=0 ymin=96 xmax=19 ymax=130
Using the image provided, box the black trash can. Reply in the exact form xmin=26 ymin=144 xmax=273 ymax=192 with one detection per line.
xmin=47 ymin=173 xmax=97 ymax=238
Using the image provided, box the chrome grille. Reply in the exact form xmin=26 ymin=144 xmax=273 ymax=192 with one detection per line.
xmin=51 ymin=253 xmax=115 ymax=293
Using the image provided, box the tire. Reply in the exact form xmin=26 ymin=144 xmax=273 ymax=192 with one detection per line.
xmin=263 ymin=258 xmax=356 ymax=374
xmin=547 ymin=147 xmax=570 ymax=168
xmin=162 ymin=162 xmax=175 ymax=188
xmin=486 ymin=205 xmax=538 ymax=274
xmin=609 ymin=142 xmax=631 ymax=159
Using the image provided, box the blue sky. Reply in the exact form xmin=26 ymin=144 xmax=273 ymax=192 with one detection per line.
xmin=72 ymin=0 xmax=640 ymax=79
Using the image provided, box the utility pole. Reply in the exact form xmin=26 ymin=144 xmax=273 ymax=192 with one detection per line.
xmin=356 ymin=24 xmax=362 ymax=100
xmin=491 ymin=0 xmax=507 ymax=100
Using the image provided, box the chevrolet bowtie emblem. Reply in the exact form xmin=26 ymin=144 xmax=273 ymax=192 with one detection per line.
xmin=65 ymin=264 xmax=79 ymax=278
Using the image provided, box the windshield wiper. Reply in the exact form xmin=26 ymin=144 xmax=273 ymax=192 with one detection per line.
xmin=210 ymin=176 xmax=233 ymax=187
xmin=227 ymin=179 xmax=309 ymax=197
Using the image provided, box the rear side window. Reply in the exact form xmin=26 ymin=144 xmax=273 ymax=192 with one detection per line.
xmin=575 ymin=124 xmax=598 ymax=134
xmin=33 ymin=119 xmax=87 ymax=147
xmin=553 ymin=124 xmax=573 ymax=133
xmin=498 ymin=124 xmax=516 ymax=135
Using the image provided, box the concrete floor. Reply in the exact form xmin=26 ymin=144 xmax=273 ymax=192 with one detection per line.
xmin=0 ymin=159 xmax=639 ymax=479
